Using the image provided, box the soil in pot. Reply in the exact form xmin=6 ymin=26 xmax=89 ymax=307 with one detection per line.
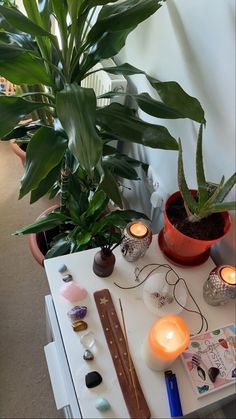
xmin=167 ymin=196 xmax=225 ymax=240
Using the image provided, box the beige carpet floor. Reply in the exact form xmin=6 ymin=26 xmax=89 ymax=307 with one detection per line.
xmin=0 ymin=142 xmax=63 ymax=418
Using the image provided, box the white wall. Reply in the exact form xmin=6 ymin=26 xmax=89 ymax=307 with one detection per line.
xmin=117 ymin=0 xmax=236 ymax=264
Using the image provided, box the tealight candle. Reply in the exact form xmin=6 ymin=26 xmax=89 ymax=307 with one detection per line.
xmin=203 ymin=265 xmax=236 ymax=306
xmin=129 ymin=222 xmax=148 ymax=238
xmin=142 ymin=315 xmax=190 ymax=371
xmin=120 ymin=220 xmax=152 ymax=261
xmin=220 ymin=266 xmax=236 ymax=285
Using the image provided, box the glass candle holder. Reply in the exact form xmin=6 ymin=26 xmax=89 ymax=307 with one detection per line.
xmin=142 ymin=315 xmax=190 ymax=371
xmin=203 ymin=265 xmax=236 ymax=306
xmin=120 ymin=220 xmax=152 ymax=262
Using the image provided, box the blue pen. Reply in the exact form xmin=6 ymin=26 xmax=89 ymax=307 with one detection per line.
xmin=165 ymin=370 xmax=183 ymax=417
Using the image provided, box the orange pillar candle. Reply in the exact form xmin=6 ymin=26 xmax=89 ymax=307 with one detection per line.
xmin=142 ymin=315 xmax=190 ymax=371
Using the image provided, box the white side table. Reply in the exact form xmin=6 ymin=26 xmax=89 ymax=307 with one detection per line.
xmin=44 ymin=235 xmax=235 ymax=418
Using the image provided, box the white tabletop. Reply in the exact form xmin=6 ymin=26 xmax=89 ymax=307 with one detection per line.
xmin=44 ymin=235 xmax=235 ymax=418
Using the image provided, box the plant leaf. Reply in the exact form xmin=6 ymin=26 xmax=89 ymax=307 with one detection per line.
xmin=0 ymin=95 xmax=46 ymax=138
xmin=0 ymin=47 xmax=52 ymax=85
xmin=103 ymin=209 xmax=149 ymax=228
xmin=14 ymin=211 xmax=68 ymax=235
xmin=215 ymin=172 xmax=236 ymax=203
xmin=56 ymin=83 xmax=102 ymax=173
xmin=0 ymin=120 xmax=44 ymax=141
xmin=0 ymin=4 xmax=51 ymax=36
xmin=81 ymin=29 xmax=132 ymax=74
xmin=83 ymin=190 xmax=109 ymax=219
xmin=30 ymin=163 xmax=61 ymax=204
xmin=99 ymin=91 xmax=185 ymax=119
xmin=148 ymin=78 xmax=205 ymax=123
xmin=45 ymin=236 xmax=71 ymax=259
xmin=20 ymin=127 xmax=67 ymax=198
xmin=102 ymin=155 xmax=140 ymax=180
xmin=196 ymin=123 xmax=208 ymax=206
xmin=100 ymin=167 xmax=123 ymax=208
xmin=101 ymin=62 xmax=146 ymax=76
xmin=96 ymin=103 xmax=178 ymax=150
xmin=207 ymin=201 xmax=236 ymax=213
xmin=178 ymin=139 xmax=198 ymax=216
xmin=86 ymin=0 xmax=163 ymax=42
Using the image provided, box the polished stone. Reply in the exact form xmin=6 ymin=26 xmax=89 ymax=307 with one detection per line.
xmin=85 ymin=371 xmax=102 ymax=388
xmin=58 ymin=264 xmax=67 ymax=273
xmin=83 ymin=349 xmax=94 ymax=361
xmin=80 ymin=331 xmax=95 ymax=348
xmin=62 ymin=274 xmax=73 ymax=282
xmin=72 ymin=320 xmax=88 ymax=332
xmin=95 ymin=397 xmax=111 ymax=412
xmin=67 ymin=305 xmax=87 ymax=321
xmin=60 ymin=282 xmax=87 ymax=302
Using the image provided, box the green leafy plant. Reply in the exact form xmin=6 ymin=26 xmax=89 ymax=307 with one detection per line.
xmin=178 ymin=123 xmax=236 ymax=222
xmin=15 ymin=189 xmax=146 ymax=258
xmin=0 ymin=0 xmax=205 ymax=257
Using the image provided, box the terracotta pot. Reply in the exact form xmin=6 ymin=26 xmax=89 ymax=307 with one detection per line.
xmin=158 ymin=191 xmax=231 ymax=266
xmin=93 ymin=250 xmax=116 ymax=277
xmin=9 ymin=140 xmax=26 ymax=165
xmin=29 ymin=204 xmax=59 ymax=267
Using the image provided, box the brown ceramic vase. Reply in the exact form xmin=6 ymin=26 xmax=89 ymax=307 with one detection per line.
xmin=93 ymin=250 xmax=116 ymax=277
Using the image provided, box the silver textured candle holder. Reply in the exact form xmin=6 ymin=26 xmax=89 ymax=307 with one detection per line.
xmin=120 ymin=220 xmax=152 ymax=262
xmin=203 ymin=265 xmax=236 ymax=306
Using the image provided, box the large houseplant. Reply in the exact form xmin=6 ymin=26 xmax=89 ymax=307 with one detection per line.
xmin=159 ymin=124 xmax=236 ymax=266
xmin=0 ymin=0 xmax=205 ymax=261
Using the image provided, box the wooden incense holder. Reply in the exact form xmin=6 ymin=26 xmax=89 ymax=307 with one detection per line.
xmin=94 ymin=289 xmax=151 ymax=419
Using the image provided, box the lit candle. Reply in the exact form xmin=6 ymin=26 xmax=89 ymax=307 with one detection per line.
xmin=142 ymin=315 xmax=190 ymax=371
xmin=120 ymin=220 xmax=152 ymax=261
xmin=203 ymin=265 xmax=236 ymax=306
xmin=220 ymin=266 xmax=236 ymax=285
xmin=129 ymin=221 xmax=148 ymax=238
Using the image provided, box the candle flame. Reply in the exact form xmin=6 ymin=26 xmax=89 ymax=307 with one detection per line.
xmin=166 ymin=331 xmax=174 ymax=340
xmin=220 ymin=266 xmax=236 ymax=285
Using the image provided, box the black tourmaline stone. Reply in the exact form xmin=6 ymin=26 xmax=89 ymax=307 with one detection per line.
xmin=85 ymin=371 xmax=102 ymax=388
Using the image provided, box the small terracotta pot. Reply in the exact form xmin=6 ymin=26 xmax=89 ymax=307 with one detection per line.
xmin=158 ymin=191 xmax=231 ymax=266
xmin=29 ymin=204 xmax=59 ymax=267
xmin=9 ymin=140 xmax=26 ymax=165
xmin=93 ymin=250 xmax=116 ymax=277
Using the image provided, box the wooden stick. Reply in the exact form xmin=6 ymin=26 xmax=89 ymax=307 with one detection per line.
xmin=119 ymin=298 xmax=140 ymax=410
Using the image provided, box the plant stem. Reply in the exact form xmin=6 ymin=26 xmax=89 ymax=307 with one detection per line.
xmin=60 ymin=155 xmax=70 ymax=214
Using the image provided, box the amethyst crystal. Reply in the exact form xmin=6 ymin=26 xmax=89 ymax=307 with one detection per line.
xmin=67 ymin=305 xmax=87 ymax=322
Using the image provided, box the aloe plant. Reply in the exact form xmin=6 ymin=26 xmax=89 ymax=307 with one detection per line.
xmin=178 ymin=124 xmax=236 ymax=222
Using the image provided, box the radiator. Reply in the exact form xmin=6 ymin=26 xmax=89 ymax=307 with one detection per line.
xmin=81 ymin=58 xmax=127 ymax=107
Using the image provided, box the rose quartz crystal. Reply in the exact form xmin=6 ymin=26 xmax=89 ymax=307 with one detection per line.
xmin=60 ymin=281 xmax=87 ymax=302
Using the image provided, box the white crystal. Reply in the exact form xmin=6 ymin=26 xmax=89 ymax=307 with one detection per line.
xmin=80 ymin=331 xmax=95 ymax=348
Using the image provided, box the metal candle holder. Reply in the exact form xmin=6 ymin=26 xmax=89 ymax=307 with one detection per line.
xmin=120 ymin=220 xmax=152 ymax=262
xmin=203 ymin=265 xmax=236 ymax=306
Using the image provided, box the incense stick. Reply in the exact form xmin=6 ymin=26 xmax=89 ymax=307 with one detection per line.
xmin=119 ymin=298 xmax=140 ymax=410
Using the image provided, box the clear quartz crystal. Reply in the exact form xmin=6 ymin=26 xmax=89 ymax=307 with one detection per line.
xmin=80 ymin=331 xmax=95 ymax=348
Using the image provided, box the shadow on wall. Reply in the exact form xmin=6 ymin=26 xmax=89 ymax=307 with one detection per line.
xmin=166 ymin=0 xmax=222 ymax=123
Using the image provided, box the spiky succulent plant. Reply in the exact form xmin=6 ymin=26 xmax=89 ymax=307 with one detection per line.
xmin=178 ymin=124 xmax=236 ymax=222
